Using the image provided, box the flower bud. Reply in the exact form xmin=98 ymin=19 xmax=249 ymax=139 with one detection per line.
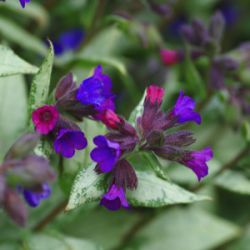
xmin=113 ymin=159 xmax=138 ymax=190
xmin=3 ymin=188 xmax=28 ymax=226
xmin=55 ymin=72 xmax=76 ymax=100
xmin=0 ymin=175 xmax=6 ymax=203
xmin=146 ymin=130 xmax=165 ymax=147
xmin=148 ymin=1 xmax=172 ymax=18
xmin=102 ymin=110 xmax=123 ymax=130
xmin=4 ymin=133 xmax=40 ymax=161
xmin=160 ymin=49 xmax=183 ymax=66
xmin=6 ymin=156 xmax=56 ymax=187
xmin=209 ymin=11 xmax=225 ymax=44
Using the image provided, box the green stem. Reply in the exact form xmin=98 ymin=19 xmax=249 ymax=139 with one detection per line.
xmin=32 ymin=199 xmax=68 ymax=232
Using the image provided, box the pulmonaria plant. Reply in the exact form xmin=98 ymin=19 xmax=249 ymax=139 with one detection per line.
xmin=0 ymin=133 xmax=56 ymax=226
xmin=31 ymin=65 xmax=115 ymax=158
xmin=91 ymin=85 xmax=213 ymax=211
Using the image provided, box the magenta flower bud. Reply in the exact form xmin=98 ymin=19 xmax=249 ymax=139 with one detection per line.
xmin=180 ymin=147 xmax=213 ymax=181
xmin=19 ymin=0 xmax=30 ymax=8
xmin=102 ymin=109 xmax=123 ymax=130
xmin=32 ymin=105 xmax=59 ymax=135
xmin=3 ymin=188 xmax=28 ymax=226
xmin=160 ymin=49 xmax=183 ymax=66
xmin=91 ymin=136 xmax=121 ymax=173
xmin=100 ymin=184 xmax=129 ymax=211
xmin=146 ymin=85 xmax=165 ymax=105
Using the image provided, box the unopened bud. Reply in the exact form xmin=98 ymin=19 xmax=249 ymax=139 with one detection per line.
xmin=55 ymin=72 xmax=76 ymax=100
xmin=148 ymin=1 xmax=172 ymax=18
xmin=146 ymin=130 xmax=165 ymax=147
xmin=209 ymin=11 xmax=225 ymax=44
xmin=4 ymin=133 xmax=40 ymax=161
xmin=3 ymin=188 xmax=27 ymax=226
xmin=0 ymin=176 xmax=6 ymax=203
xmin=6 ymin=156 xmax=56 ymax=187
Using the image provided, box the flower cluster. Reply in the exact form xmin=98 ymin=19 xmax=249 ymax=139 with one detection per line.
xmin=90 ymin=85 xmax=213 ymax=211
xmin=160 ymin=12 xmax=226 ymax=67
xmin=0 ymin=133 xmax=56 ymax=226
xmin=32 ymin=65 xmax=115 ymax=159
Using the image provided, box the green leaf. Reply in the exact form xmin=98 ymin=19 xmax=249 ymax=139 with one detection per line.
xmin=78 ymin=27 xmax=126 ymax=74
xmin=23 ymin=233 xmax=100 ymax=250
xmin=227 ymin=225 xmax=250 ymax=250
xmin=141 ymin=152 xmax=169 ymax=181
xmin=56 ymin=208 xmax=141 ymax=250
xmin=184 ymin=55 xmax=206 ymax=100
xmin=129 ymin=207 xmax=240 ymax=250
xmin=241 ymin=121 xmax=250 ymax=143
xmin=0 ymin=75 xmax=27 ymax=160
xmin=1 ymin=2 xmax=49 ymax=29
xmin=128 ymin=90 xmax=146 ymax=126
xmin=66 ymin=163 xmax=106 ymax=211
xmin=28 ymin=41 xmax=54 ymax=115
xmin=0 ymin=45 xmax=38 ymax=77
xmin=0 ymin=17 xmax=47 ymax=55
xmin=215 ymin=170 xmax=250 ymax=195
xmin=127 ymin=171 xmax=209 ymax=207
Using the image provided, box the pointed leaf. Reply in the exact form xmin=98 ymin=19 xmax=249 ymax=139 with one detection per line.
xmin=0 ymin=75 xmax=27 ymax=160
xmin=29 ymin=41 xmax=54 ymax=115
xmin=127 ymin=171 xmax=209 ymax=207
xmin=0 ymin=17 xmax=47 ymax=55
xmin=142 ymin=152 xmax=169 ymax=181
xmin=128 ymin=90 xmax=146 ymax=126
xmin=215 ymin=170 xmax=250 ymax=195
xmin=66 ymin=163 xmax=106 ymax=211
xmin=0 ymin=45 xmax=38 ymax=77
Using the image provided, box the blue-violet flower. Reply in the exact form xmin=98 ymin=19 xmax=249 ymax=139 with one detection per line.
xmin=100 ymin=184 xmax=129 ymax=211
xmin=54 ymin=128 xmax=87 ymax=158
xmin=76 ymin=65 xmax=114 ymax=112
xmin=90 ymin=135 xmax=120 ymax=173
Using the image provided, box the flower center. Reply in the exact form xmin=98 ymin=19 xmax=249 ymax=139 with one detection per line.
xmin=41 ymin=111 xmax=53 ymax=122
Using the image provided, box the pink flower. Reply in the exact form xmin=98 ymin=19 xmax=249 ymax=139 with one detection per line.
xmin=32 ymin=105 xmax=59 ymax=135
xmin=160 ymin=49 xmax=182 ymax=66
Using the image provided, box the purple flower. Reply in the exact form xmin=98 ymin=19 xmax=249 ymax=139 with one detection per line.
xmin=19 ymin=0 xmax=30 ymax=8
xmin=22 ymin=183 xmax=51 ymax=207
xmin=76 ymin=65 xmax=114 ymax=112
xmin=53 ymin=28 xmax=85 ymax=56
xmin=90 ymin=135 xmax=120 ymax=173
xmin=100 ymin=184 xmax=129 ymax=211
xmin=53 ymin=129 xmax=87 ymax=158
xmin=172 ymin=91 xmax=201 ymax=124
xmin=181 ymin=147 xmax=213 ymax=181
